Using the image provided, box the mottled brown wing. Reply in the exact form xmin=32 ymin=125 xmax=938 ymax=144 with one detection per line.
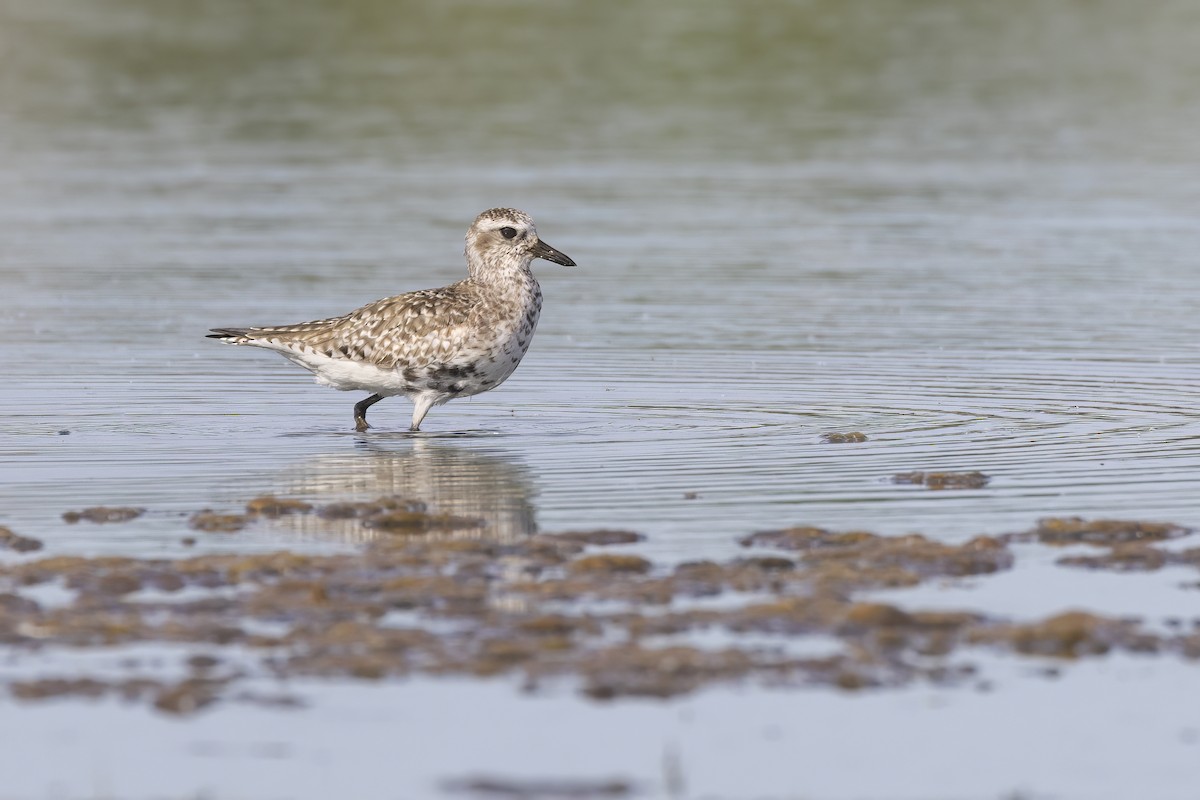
xmin=239 ymin=284 xmax=478 ymax=369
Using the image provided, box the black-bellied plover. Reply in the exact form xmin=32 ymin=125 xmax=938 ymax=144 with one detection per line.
xmin=208 ymin=208 xmax=575 ymax=432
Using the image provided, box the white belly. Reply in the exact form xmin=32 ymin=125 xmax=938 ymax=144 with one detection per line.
xmin=281 ymin=349 xmax=415 ymax=394
xmin=267 ymin=334 xmax=530 ymax=399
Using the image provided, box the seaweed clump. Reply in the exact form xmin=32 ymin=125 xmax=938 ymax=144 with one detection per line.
xmin=0 ymin=526 xmax=42 ymax=553
xmin=821 ymin=432 xmax=868 ymax=444
xmin=1022 ymin=517 xmax=1187 ymax=547
xmin=0 ymin=505 xmax=1193 ymax=715
xmin=739 ymin=526 xmax=1012 ymax=588
xmin=892 ymin=471 xmax=990 ymax=490
xmin=62 ymin=507 xmax=144 ymax=524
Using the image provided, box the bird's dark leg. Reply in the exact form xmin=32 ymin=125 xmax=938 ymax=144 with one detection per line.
xmin=353 ymin=394 xmax=385 ymax=432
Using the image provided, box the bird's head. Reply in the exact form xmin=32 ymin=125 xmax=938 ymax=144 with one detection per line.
xmin=465 ymin=208 xmax=576 ymax=277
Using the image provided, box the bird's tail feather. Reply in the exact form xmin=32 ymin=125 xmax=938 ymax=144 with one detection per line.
xmin=207 ymin=327 xmax=253 ymax=343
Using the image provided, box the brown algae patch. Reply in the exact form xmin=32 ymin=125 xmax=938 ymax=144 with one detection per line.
xmin=0 ymin=505 xmax=1196 ymax=713
xmin=364 ymin=510 xmax=483 ymax=534
xmin=968 ymin=611 xmax=1158 ymax=658
xmin=740 ymin=526 xmax=879 ymax=551
xmin=1002 ymin=518 xmax=1194 ymax=573
xmin=541 ymin=530 xmax=645 ymax=546
xmin=62 ymin=507 xmax=145 ymax=524
xmin=240 ymin=495 xmax=490 ymax=538
xmin=9 ymin=674 xmax=279 ymax=715
xmin=0 ymin=526 xmax=43 ymax=553
xmin=740 ymin=527 xmax=1012 ymax=587
xmin=579 ymin=645 xmax=755 ymax=700
xmin=820 ymin=432 xmax=868 ymax=444
xmin=1057 ymin=544 xmax=1170 ymax=572
xmin=245 ymin=496 xmax=314 ymax=517
xmin=189 ymin=511 xmax=249 ymax=533
xmin=315 ymin=497 xmax=426 ymax=520
xmin=567 ymin=555 xmax=653 ymax=576
xmin=1020 ymin=517 xmax=1189 ymax=547
xmin=892 ymin=471 xmax=990 ymax=490
xmin=182 ymin=495 xmax=503 ymax=539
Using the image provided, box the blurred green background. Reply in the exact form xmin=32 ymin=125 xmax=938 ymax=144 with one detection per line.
xmin=3 ymin=0 xmax=1198 ymax=165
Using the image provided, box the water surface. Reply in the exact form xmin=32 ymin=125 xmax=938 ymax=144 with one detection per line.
xmin=2 ymin=1 xmax=1200 ymax=797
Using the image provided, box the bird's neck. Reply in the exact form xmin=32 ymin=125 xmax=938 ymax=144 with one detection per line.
xmin=466 ymin=252 xmax=537 ymax=288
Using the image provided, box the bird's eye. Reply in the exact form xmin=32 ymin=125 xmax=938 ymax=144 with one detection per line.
xmin=500 ymin=226 xmax=517 ymax=239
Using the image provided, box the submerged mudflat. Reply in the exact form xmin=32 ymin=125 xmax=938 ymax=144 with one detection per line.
xmin=3 ymin=503 xmax=1197 ymax=716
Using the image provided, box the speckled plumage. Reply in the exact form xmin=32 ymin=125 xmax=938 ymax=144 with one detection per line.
xmin=208 ymin=208 xmax=576 ymax=431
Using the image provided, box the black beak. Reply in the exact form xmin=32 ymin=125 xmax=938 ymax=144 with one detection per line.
xmin=531 ymin=239 xmax=576 ymax=267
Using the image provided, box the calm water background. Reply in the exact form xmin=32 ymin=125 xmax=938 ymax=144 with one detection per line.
xmin=2 ymin=1 xmax=1200 ymax=797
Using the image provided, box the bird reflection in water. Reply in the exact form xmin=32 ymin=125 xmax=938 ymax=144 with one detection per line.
xmin=265 ymin=440 xmax=538 ymax=543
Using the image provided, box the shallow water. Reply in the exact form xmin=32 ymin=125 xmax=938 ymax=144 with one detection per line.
xmin=3 ymin=1 xmax=1200 ymax=797
xmin=3 ymin=656 xmax=1199 ymax=800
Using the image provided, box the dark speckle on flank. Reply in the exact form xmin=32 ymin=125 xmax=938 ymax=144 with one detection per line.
xmin=430 ymin=364 xmax=477 ymax=381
